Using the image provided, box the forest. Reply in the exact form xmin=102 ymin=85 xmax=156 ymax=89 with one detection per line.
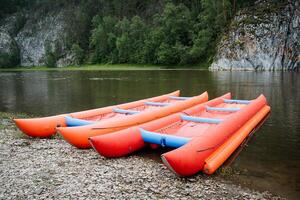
xmin=1 ymin=0 xmax=285 ymax=67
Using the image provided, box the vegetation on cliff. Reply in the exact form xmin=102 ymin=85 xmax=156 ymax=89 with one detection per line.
xmin=1 ymin=0 xmax=287 ymax=68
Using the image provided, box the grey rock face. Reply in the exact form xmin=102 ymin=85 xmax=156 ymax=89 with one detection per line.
xmin=0 ymin=9 xmax=73 ymax=67
xmin=56 ymin=52 xmax=75 ymax=67
xmin=0 ymin=13 xmax=26 ymax=36
xmin=15 ymin=10 xmax=67 ymax=66
xmin=210 ymin=0 xmax=300 ymax=71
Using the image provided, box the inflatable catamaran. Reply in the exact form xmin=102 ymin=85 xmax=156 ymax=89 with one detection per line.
xmin=56 ymin=92 xmax=208 ymax=148
xmin=14 ymin=90 xmax=181 ymax=137
xmin=14 ymin=90 xmax=270 ymax=175
xmin=90 ymin=93 xmax=270 ymax=176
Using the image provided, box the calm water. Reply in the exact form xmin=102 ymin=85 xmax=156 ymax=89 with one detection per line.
xmin=0 ymin=70 xmax=299 ymax=198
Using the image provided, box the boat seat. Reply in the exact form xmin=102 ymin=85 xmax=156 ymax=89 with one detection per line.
xmin=206 ymin=106 xmax=240 ymax=112
xmin=140 ymin=128 xmax=191 ymax=148
xmin=169 ymin=96 xmax=191 ymax=100
xmin=145 ymin=101 xmax=170 ymax=106
xmin=113 ymin=108 xmax=140 ymax=115
xmin=181 ymin=115 xmax=223 ymax=124
xmin=223 ymin=99 xmax=251 ymax=104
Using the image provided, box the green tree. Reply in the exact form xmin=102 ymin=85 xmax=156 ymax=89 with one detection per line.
xmin=89 ymin=16 xmax=118 ymax=63
xmin=44 ymin=41 xmax=61 ymax=67
xmin=128 ymin=16 xmax=148 ymax=63
xmin=152 ymin=3 xmax=193 ymax=64
xmin=44 ymin=43 xmax=57 ymax=67
xmin=71 ymin=43 xmax=85 ymax=65
xmin=115 ymin=18 xmax=131 ymax=63
xmin=64 ymin=6 xmax=90 ymax=50
xmin=141 ymin=28 xmax=164 ymax=64
xmin=187 ymin=0 xmax=233 ymax=63
xmin=189 ymin=29 xmax=213 ymax=62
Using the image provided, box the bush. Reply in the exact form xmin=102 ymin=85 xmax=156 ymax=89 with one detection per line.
xmin=89 ymin=16 xmax=118 ymax=63
xmin=0 ymin=52 xmax=19 ymax=68
xmin=0 ymin=35 xmax=20 ymax=68
xmin=44 ymin=42 xmax=60 ymax=67
xmin=71 ymin=43 xmax=85 ymax=65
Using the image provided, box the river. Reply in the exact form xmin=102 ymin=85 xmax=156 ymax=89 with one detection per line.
xmin=0 ymin=70 xmax=299 ymax=199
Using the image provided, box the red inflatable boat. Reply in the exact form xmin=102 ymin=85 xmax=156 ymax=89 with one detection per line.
xmin=57 ymin=92 xmax=208 ymax=148
xmin=90 ymin=94 xmax=270 ymax=176
xmin=89 ymin=93 xmax=231 ymax=157
xmin=14 ymin=90 xmax=180 ymax=138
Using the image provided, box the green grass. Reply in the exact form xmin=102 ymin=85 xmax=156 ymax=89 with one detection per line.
xmin=0 ymin=112 xmax=32 ymax=139
xmin=0 ymin=112 xmax=32 ymax=120
xmin=0 ymin=63 xmax=210 ymax=71
xmin=0 ymin=112 xmax=31 ymax=130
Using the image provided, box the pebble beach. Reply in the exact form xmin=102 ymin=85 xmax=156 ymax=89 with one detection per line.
xmin=0 ymin=113 xmax=281 ymax=199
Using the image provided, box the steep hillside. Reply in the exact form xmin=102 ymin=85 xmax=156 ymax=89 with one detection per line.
xmin=210 ymin=0 xmax=299 ymax=71
xmin=0 ymin=0 xmax=165 ymax=67
xmin=0 ymin=0 xmax=239 ymax=67
xmin=1 ymin=0 xmax=298 ymax=70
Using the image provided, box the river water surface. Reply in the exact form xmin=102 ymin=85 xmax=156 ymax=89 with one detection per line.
xmin=0 ymin=70 xmax=299 ymax=199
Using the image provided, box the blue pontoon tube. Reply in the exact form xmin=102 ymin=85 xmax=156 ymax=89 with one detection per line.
xmin=65 ymin=116 xmax=94 ymax=127
xmin=223 ymin=99 xmax=251 ymax=104
xmin=169 ymin=96 xmax=191 ymax=100
xmin=206 ymin=106 xmax=240 ymax=112
xmin=181 ymin=115 xmax=223 ymax=124
xmin=140 ymin=128 xmax=191 ymax=148
xmin=113 ymin=108 xmax=140 ymax=115
xmin=145 ymin=101 xmax=170 ymax=107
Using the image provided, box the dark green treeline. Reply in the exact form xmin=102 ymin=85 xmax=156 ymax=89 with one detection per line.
xmin=1 ymin=0 xmax=258 ymax=67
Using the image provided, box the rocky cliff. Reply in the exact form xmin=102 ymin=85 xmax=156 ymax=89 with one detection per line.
xmin=1 ymin=1 xmax=299 ymax=69
xmin=210 ymin=0 xmax=299 ymax=71
xmin=0 ymin=8 xmax=73 ymax=67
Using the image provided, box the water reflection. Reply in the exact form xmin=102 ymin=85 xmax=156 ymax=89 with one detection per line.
xmin=0 ymin=70 xmax=299 ymax=198
xmin=210 ymin=71 xmax=300 ymax=199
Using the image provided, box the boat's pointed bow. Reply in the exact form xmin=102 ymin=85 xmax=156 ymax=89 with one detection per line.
xmin=203 ymin=91 xmax=209 ymax=100
xmin=13 ymin=118 xmax=21 ymax=127
xmin=13 ymin=118 xmax=52 ymax=138
xmin=13 ymin=115 xmax=66 ymax=138
xmin=13 ymin=118 xmax=25 ymax=133
xmin=88 ymin=135 xmax=118 ymax=157
xmin=161 ymin=154 xmax=184 ymax=177
xmin=161 ymin=143 xmax=206 ymax=177
xmin=56 ymin=126 xmax=91 ymax=149
xmin=56 ymin=127 xmax=71 ymax=140
xmin=88 ymin=137 xmax=99 ymax=152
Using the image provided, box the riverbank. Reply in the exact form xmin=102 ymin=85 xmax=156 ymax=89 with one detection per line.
xmin=0 ymin=63 xmax=209 ymax=72
xmin=0 ymin=112 xmax=281 ymax=199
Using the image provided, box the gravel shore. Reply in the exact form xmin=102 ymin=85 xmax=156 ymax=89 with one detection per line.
xmin=0 ymin=113 xmax=281 ymax=200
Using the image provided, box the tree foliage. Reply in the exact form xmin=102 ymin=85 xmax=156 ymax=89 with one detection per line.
xmin=71 ymin=44 xmax=85 ymax=65
xmin=2 ymin=0 xmax=273 ymax=67
xmin=44 ymin=41 xmax=61 ymax=67
xmin=88 ymin=1 xmax=236 ymax=65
